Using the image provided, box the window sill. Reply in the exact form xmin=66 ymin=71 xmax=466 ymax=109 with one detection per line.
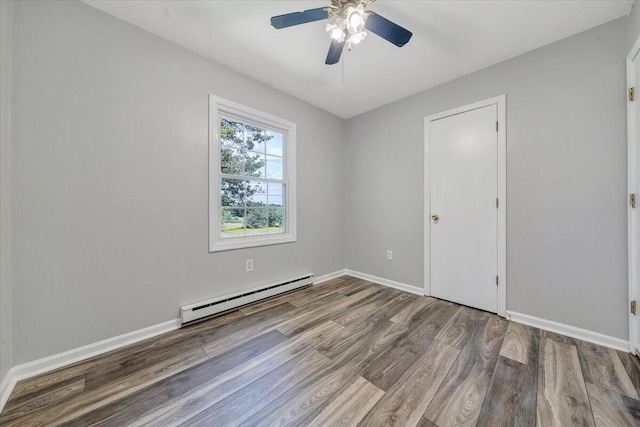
xmin=209 ymin=234 xmax=296 ymax=252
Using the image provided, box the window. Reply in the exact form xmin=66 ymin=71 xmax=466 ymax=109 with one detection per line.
xmin=209 ymin=95 xmax=296 ymax=252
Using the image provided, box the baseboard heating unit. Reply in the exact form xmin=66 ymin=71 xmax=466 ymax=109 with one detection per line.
xmin=180 ymin=273 xmax=315 ymax=326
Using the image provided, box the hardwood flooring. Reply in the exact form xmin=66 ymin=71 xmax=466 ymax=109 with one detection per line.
xmin=1 ymin=276 xmax=639 ymax=426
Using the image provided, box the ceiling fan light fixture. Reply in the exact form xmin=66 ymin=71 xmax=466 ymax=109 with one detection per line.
xmin=326 ymin=2 xmax=368 ymax=50
xmin=348 ymin=12 xmax=362 ymax=28
xmin=348 ymin=30 xmax=366 ymax=48
xmin=346 ymin=4 xmax=366 ymax=32
xmin=326 ymin=21 xmax=346 ymax=42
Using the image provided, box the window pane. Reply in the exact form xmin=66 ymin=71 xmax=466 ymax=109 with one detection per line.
xmin=220 ymin=119 xmax=245 ymax=174
xmin=268 ymin=207 xmax=285 ymax=234
xmin=221 ymin=208 xmax=246 ymax=239
xmin=268 ymin=196 xmax=283 ymax=207
xmin=267 ymin=182 xmax=284 ymax=207
xmin=266 ymin=155 xmax=283 ymax=180
xmin=220 ymin=118 xmax=244 ymax=144
xmin=266 ymin=131 xmax=283 ymax=156
xmin=245 ymin=124 xmax=266 ymax=153
xmin=220 ymin=144 xmax=246 ymax=175
xmin=221 ymin=178 xmax=246 ymax=207
xmin=246 ymin=180 xmax=267 ymax=206
xmin=245 ymin=208 xmax=268 ymax=236
xmin=244 ymin=151 xmax=265 ymax=178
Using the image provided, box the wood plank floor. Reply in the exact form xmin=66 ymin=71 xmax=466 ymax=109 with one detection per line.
xmin=1 ymin=276 xmax=639 ymax=427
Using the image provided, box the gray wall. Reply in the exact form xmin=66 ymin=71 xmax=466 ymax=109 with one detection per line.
xmin=10 ymin=0 xmax=345 ymax=365
xmin=630 ymin=1 xmax=640 ymax=47
xmin=346 ymin=17 xmax=629 ymax=339
xmin=0 ymin=0 xmax=13 ymax=383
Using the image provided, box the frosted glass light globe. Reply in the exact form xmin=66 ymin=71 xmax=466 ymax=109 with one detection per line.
xmin=348 ymin=11 xmax=362 ymax=28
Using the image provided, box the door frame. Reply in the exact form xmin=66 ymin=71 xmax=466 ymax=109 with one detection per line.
xmin=424 ymin=95 xmax=507 ymax=317
xmin=627 ymin=37 xmax=640 ymax=355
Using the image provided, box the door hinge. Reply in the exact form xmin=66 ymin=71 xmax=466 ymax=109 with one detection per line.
xmin=496 ymin=198 xmax=499 ymax=209
xmin=631 ymin=193 xmax=637 ymax=208
xmin=632 ymin=300 xmax=637 ymax=315
xmin=495 ymin=121 xmax=499 ymax=132
xmin=496 ymin=275 xmax=499 ymax=286
xmin=630 ymin=87 xmax=635 ymax=102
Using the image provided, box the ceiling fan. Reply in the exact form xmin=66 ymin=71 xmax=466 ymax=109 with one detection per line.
xmin=270 ymin=0 xmax=412 ymax=65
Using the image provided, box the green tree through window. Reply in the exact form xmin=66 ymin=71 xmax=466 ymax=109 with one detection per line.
xmin=220 ymin=117 xmax=285 ymax=237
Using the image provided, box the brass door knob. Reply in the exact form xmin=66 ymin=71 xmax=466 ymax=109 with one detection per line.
xmin=432 ymin=214 xmax=439 ymax=221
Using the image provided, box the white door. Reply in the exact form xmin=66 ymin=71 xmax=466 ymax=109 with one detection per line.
xmin=628 ymin=40 xmax=640 ymax=354
xmin=429 ymin=105 xmax=498 ymax=313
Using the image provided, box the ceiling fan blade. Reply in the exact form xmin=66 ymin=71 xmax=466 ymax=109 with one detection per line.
xmin=365 ymin=12 xmax=412 ymax=47
xmin=271 ymin=8 xmax=329 ymax=29
xmin=325 ymin=40 xmax=344 ymax=65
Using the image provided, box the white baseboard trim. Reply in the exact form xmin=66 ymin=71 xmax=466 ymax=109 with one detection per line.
xmin=0 ymin=318 xmax=180 ymax=412
xmin=507 ymin=311 xmax=629 ymax=352
xmin=0 ymin=371 xmax=16 ymax=414
xmin=345 ymin=269 xmax=424 ymax=296
xmin=313 ymin=269 xmax=348 ymax=285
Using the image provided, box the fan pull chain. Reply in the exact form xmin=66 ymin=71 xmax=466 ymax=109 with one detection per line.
xmin=341 ymin=52 xmax=345 ymax=83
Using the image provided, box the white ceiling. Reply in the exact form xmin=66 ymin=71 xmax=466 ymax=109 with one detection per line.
xmin=84 ymin=1 xmax=633 ymax=118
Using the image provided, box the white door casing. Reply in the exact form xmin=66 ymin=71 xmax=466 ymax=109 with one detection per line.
xmin=424 ymin=95 xmax=507 ymax=317
xmin=627 ymin=37 xmax=640 ymax=355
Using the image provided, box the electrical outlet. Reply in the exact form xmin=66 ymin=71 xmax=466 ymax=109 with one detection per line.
xmin=386 ymin=250 xmax=393 ymax=260
xmin=246 ymin=259 xmax=254 ymax=272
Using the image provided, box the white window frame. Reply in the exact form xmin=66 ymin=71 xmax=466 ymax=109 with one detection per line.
xmin=209 ymin=95 xmax=297 ymax=252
